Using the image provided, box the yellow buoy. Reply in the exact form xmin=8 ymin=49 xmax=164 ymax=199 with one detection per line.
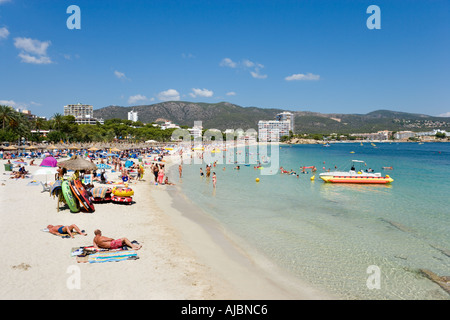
xmin=310 ymin=176 xmax=315 ymax=181
xmin=256 ymin=178 xmax=260 ymax=182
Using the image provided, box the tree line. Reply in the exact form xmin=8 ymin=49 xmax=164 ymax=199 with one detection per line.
xmin=0 ymin=105 xmax=176 ymax=144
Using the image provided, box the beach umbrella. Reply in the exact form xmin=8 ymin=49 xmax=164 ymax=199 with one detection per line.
xmin=3 ymin=145 xmax=17 ymax=151
xmin=96 ymin=163 xmax=111 ymax=169
xmin=40 ymin=156 xmax=58 ymax=167
xmin=33 ymin=167 xmax=58 ymax=183
xmin=25 ymin=146 xmax=37 ymax=150
xmin=57 ymin=155 xmax=97 ymax=171
xmin=111 ymin=147 xmax=121 ymax=152
xmin=88 ymin=147 xmax=99 ymax=151
xmin=124 ymin=160 xmax=134 ymax=168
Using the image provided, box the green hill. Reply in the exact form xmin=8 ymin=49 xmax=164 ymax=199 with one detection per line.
xmin=93 ymin=102 xmax=450 ymax=134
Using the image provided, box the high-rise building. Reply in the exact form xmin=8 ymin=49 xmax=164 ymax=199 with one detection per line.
xmin=128 ymin=110 xmax=138 ymax=122
xmin=275 ymin=111 xmax=294 ymax=132
xmin=64 ymin=103 xmax=93 ymax=119
xmin=258 ymin=111 xmax=294 ymax=142
xmin=258 ymin=120 xmax=290 ymax=142
xmin=64 ymin=103 xmax=103 ymax=124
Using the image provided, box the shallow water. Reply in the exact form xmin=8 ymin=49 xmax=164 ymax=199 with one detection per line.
xmin=168 ymin=142 xmax=450 ymax=299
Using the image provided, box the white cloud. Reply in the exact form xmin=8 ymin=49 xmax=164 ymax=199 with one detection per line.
xmin=14 ymin=37 xmax=50 ymax=56
xmin=0 ymin=99 xmax=33 ymax=110
xmin=242 ymin=59 xmax=254 ymax=68
xmin=181 ymin=53 xmax=195 ymax=59
xmin=18 ymin=53 xmax=52 ymax=64
xmin=189 ymin=88 xmax=213 ymax=98
xmin=221 ymin=57 xmax=267 ymax=79
xmin=250 ymin=70 xmax=267 ymax=79
xmin=0 ymin=27 xmax=9 ymax=40
xmin=128 ymin=94 xmax=148 ymax=105
xmin=14 ymin=37 xmax=52 ymax=64
xmin=226 ymin=91 xmax=236 ymax=96
xmin=0 ymin=0 xmax=12 ymax=4
xmin=438 ymin=112 xmax=450 ymax=117
xmin=114 ymin=70 xmax=129 ymax=80
xmin=157 ymin=89 xmax=180 ymax=101
xmin=220 ymin=58 xmax=237 ymax=68
xmin=0 ymin=100 xmax=16 ymax=107
xmin=285 ymin=73 xmax=320 ymax=81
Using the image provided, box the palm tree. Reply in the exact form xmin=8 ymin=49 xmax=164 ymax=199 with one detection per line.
xmin=52 ymin=113 xmax=63 ymax=131
xmin=33 ymin=117 xmax=45 ymax=132
xmin=0 ymin=105 xmax=15 ymax=130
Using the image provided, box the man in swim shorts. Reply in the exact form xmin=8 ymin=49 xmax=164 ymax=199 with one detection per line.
xmin=93 ymin=229 xmax=142 ymax=250
xmin=47 ymin=224 xmax=87 ymax=238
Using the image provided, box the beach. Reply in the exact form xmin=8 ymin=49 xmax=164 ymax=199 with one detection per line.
xmin=0 ymin=155 xmax=332 ymax=300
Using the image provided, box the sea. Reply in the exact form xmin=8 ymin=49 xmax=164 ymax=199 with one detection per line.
xmin=166 ymin=142 xmax=450 ymax=300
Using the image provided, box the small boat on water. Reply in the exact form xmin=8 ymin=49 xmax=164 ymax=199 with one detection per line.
xmin=319 ymin=160 xmax=393 ymax=184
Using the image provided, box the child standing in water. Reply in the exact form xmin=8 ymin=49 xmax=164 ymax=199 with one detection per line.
xmin=212 ymin=172 xmax=216 ymax=188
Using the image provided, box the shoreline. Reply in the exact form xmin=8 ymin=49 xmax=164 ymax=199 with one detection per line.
xmin=0 ymin=155 xmax=333 ymax=300
xmin=152 ymin=157 xmax=335 ymax=299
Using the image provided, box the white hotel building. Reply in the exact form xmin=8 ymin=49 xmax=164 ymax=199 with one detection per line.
xmin=128 ymin=110 xmax=138 ymax=122
xmin=258 ymin=112 xmax=294 ymax=142
xmin=64 ymin=103 xmax=104 ymax=125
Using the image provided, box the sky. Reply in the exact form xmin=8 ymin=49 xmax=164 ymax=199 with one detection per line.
xmin=0 ymin=0 xmax=449 ymax=119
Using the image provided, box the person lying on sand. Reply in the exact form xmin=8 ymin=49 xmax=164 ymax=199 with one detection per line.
xmin=164 ymin=177 xmax=175 ymax=185
xmin=93 ymin=229 xmax=142 ymax=250
xmin=47 ymin=224 xmax=87 ymax=238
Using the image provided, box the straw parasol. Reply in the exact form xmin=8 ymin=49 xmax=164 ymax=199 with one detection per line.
xmin=57 ymin=155 xmax=97 ymax=171
xmin=3 ymin=145 xmax=17 ymax=151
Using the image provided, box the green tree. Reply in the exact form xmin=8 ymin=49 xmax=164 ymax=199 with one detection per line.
xmin=52 ymin=113 xmax=64 ymax=131
xmin=435 ymin=132 xmax=446 ymax=139
xmin=0 ymin=105 xmax=15 ymax=130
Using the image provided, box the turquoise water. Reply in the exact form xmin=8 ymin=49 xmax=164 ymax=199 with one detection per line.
xmin=168 ymin=142 xmax=450 ymax=299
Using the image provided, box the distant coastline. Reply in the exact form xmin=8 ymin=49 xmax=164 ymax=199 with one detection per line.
xmin=282 ymin=138 xmax=449 ymax=145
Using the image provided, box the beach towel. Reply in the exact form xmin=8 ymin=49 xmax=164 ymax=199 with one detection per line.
xmin=50 ymin=180 xmax=62 ymax=197
xmin=76 ymin=250 xmax=138 ymax=263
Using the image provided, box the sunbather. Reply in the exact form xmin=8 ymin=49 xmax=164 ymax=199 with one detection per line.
xmin=47 ymin=224 xmax=87 ymax=238
xmin=93 ymin=229 xmax=142 ymax=250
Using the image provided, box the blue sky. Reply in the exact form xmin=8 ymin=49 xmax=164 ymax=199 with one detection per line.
xmin=0 ymin=0 xmax=449 ymax=119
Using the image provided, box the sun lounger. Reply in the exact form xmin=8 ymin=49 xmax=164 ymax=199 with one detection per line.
xmin=40 ymin=181 xmax=51 ymax=193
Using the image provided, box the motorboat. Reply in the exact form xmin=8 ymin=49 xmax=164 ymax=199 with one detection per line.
xmin=319 ymin=160 xmax=393 ymax=184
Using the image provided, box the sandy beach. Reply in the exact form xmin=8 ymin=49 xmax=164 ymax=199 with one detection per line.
xmin=0 ymin=155 xmax=332 ymax=300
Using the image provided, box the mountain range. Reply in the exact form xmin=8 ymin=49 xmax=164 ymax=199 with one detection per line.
xmin=93 ymin=101 xmax=450 ymax=134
